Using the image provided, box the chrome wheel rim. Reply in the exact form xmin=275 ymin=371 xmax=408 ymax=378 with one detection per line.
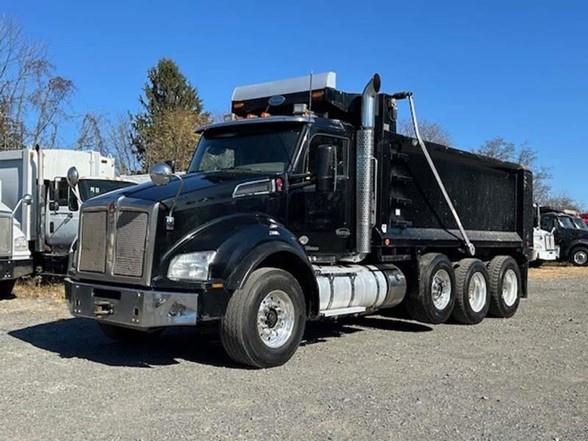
xmin=468 ymin=272 xmax=487 ymax=313
xmin=573 ymin=250 xmax=587 ymax=265
xmin=431 ymin=269 xmax=452 ymax=310
xmin=257 ymin=290 xmax=295 ymax=349
xmin=502 ymin=269 xmax=518 ymax=307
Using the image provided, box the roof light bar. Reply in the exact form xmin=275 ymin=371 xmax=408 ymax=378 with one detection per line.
xmin=231 ymin=72 xmax=337 ymax=102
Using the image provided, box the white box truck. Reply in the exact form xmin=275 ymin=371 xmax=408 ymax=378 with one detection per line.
xmin=0 ymin=147 xmax=137 ymax=297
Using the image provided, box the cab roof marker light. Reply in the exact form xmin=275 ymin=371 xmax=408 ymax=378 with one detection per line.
xmin=231 ymin=72 xmax=336 ymax=102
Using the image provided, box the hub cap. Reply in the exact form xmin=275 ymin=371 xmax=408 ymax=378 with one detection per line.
xmin=502 ymin=269 xmax=518 ymax=307
xmin=573 ymin=250 xmax=588 ymax=265
xmin=431 ymin=269 xmax=452 ymax=310
xmin=257 ymin=290 xmax=295 ymax=349
xmin=468 ymin=272 xmax=487 ymax=313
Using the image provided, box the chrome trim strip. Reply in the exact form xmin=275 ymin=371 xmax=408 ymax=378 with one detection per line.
xmin=232 ymin=179 xmax=274 ymax=199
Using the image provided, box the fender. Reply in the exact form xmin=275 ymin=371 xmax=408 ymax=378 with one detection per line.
xmin=564 ymin=238 xmax=588 ymax=257
xmin=158 ymin=213 xmax=319 ymax=315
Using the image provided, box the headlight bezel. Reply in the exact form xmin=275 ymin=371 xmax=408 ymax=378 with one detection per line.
xmin=167 ymin=250 xmax=217 ymax=282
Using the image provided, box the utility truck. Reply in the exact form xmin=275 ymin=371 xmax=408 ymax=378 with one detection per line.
xmin=0 ymin=147 xmax=136 ymax=297
xmin=66 ymin=72 xmax=533 ymax=368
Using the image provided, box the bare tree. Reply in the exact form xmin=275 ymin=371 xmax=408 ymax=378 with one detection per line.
xmin=542 ymin=193 xmax=584 ymax=212
xmin=0 ymin=16 xmax=73 ymax=149
xmin=75 ymin=112 xmax=140 ymax=174
xmin=398 ymin=119 xmax=453 ymax=146
xmin=107 ymin=114 xmax=140 ymax=174
xmin=76 ymin=113 xmax=107 ymax=154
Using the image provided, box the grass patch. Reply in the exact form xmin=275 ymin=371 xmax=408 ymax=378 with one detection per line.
xmin=14 ymin=278 xmax=65 ymax=302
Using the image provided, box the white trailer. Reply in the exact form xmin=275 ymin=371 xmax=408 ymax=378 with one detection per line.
xmin=0 ymin=147 xmax=137 ymax=296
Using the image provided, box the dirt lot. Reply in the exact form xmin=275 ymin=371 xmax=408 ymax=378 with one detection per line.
xmin=0 ymin=267 xmax=586 ymax=441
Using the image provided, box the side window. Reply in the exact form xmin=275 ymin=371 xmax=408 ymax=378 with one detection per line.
xmin=48 ymin=178 xmax=68 ymax=206
xmin=307 ymin=135 xmax=349 ymax=178
xmin=541 ymin=215 xmax=555 ymax=231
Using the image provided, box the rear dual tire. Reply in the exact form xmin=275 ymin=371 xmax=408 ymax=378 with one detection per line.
xmin=452 ymin=259 xmax=490 ymax=324
xmin=487 ymin=256 xmax=521 ymax=318
xmin=406 ymin=253 xmax=456 ymax=324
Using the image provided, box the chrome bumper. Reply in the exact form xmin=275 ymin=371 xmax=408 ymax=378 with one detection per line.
xmin=65 ymin=279 xmax=198 ymax=329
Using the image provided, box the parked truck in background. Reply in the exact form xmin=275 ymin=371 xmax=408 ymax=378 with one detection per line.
xmin=66 ymin=72 xmax=533 ymax=368
xmin=0 ymin=147 xmax=136 ymax=297
xmin=539 ymin=208 xmax=588 ymax=266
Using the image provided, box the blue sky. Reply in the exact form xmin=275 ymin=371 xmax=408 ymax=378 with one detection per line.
xmin=4 ymin=0 xmax=587 ymax=207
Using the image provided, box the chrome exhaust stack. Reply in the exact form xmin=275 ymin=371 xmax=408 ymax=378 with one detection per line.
xmin=355 ymin=73 xmax=381 ymax=258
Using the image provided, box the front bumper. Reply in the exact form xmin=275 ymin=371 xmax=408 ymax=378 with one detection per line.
xmin=65 ymin=278 xmax=198 ymax=329
xmin=0 ymin=258 xmax=33 ymax=280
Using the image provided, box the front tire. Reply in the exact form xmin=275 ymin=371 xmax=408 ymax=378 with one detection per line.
xmin=406 ymin=253 xmax=456 ymax=324
xmin=221 ymin=267 xmax=306 ymax=368
xmin=570 ymin=247 xmax=588 ymax=266
xmin=487 ymin=256 xmax=521 ymax=318
xmin=452 ymin=259 xmax=490 ymax=325
xmin=0 ymin=280 xmax=16 ymax=299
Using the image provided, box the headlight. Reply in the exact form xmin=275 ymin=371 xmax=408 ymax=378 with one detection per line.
xmin=14 ymin=236 xmax=29 ymax=252
xmin=167 ymin=251 xmax=216 ymax=281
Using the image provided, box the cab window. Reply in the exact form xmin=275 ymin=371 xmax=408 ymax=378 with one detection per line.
xmin=540 ymin=215 xmax=555 ymax=231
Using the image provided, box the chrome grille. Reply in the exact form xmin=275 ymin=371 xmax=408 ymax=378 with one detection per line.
xmin=0 ymin=216 xmax=12 ymax=256
xmin=79 ymin=211 xmax=107 ymax=273
xmin=114 ymin=211 xmax=148 ymax=277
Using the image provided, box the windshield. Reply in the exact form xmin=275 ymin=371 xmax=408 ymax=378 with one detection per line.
xmin=558 ymin=216 xmax=576 ymax=229
xmin=78 ymin=179 xmax=135 ymax=201
xmin=188 ymin=124 xmax=302 ymax=174
xmin=573 ymin=218 xmax=588 ymax=230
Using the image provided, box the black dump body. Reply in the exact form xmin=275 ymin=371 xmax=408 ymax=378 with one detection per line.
xmin=375 ymin=132 xmax=534 ymax=261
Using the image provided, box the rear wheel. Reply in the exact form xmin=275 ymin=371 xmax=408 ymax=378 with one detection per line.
xmin=0 ymin=280 xmax=16 ymax=299
xmin=570 ymin=247 xmax=588 ymax=266
xmin=406 ymin=253 xmax=456 ymax=324
xmin=221 ymin=267 xmax=306 ymax=368
xmin=98 ymin=323 xmax=162 ymax=342
xmin=487 ymin=256 xmax=521 ymax=318
xmin=452 ymin=259 xmax=490 ymax=324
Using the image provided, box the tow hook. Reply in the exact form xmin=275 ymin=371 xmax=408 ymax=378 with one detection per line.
xmin=94 ymin=300 xmax=114 ymax=317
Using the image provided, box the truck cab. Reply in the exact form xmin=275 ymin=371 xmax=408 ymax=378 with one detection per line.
xmin=66 ymin=72 xmax=533 ymax=368
xmin=540 ymin=210 xmax=588 ymax=266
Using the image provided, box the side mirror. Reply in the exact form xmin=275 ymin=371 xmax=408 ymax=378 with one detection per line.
xmin=11 ymin=193 xmax=33 ymax=216
xmin=66 ymin=166 xmax=79 ymax=188
xmin=22 ymin=194 xmax=33 ymax=206
xmin=150 ymin=162 xmax=174 ymax=186
xmin=313 ymin=145 xmax=336 ymax=193
xmin=49 ymin=201 xmax=60 ymax=211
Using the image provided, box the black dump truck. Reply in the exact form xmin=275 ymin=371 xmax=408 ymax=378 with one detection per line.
xmin=539 ymin=207 xmax=588 ymax=266
xmin=65 ymin=72 xmax=533 ymax=368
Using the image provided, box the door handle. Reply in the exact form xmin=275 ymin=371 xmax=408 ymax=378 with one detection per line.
xmin=336 ymin=227 xmax=351 ymax=238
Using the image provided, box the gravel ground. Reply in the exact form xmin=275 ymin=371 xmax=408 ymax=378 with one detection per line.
xmin=0 ymin=268 xmax=586 ymax=441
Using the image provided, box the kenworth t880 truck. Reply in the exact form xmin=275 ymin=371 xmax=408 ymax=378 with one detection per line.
xmin=66 ymin=72 xmax=533 ymax=368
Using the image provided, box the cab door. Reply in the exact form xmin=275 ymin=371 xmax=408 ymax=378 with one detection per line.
xmin=287 ymin=133 xmax=353 ymax=256
xmin=45 ymin=178 xmax=78 ymax=253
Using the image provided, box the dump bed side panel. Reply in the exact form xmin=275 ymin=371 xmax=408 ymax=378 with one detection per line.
xmin=379 ymin=134 xmax=532 ymax=254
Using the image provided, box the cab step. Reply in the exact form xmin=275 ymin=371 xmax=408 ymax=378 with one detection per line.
xmin=321 ymin=306 xmax=366 ymax=317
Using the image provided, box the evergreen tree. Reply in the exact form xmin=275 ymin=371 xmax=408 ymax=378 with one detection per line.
xmin=131 ymin=58 xmax=208 ymax=170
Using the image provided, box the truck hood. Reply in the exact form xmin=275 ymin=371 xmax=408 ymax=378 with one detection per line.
xmin=86 ymin=171 xmax=273 ymax=207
